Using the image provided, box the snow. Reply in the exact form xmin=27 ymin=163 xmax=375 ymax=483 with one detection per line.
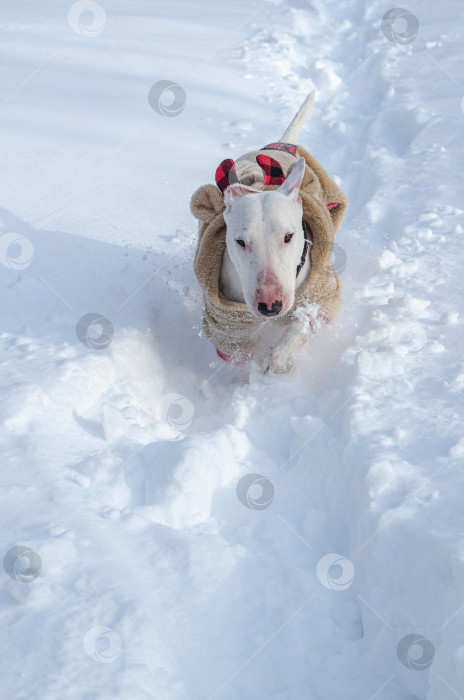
xmin=1 ymin=0 xmax=464 ymax=698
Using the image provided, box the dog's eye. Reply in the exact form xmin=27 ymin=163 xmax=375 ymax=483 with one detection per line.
xmin=236 ymin=239 xmax=246 ymax=247
xmin=284 ymin=233 xmax=293 ymax=243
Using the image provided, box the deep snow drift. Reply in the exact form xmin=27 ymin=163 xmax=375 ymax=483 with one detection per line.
xmin=1 ymin=1 xmax=464 ymax=698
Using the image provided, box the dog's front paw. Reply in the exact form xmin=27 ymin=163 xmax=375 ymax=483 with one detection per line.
xmin=264 ymin=345 xmax=295 ymax=374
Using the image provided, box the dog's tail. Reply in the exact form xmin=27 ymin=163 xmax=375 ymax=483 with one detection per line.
xmin=279 ymin=89 xmax=315 ymax=143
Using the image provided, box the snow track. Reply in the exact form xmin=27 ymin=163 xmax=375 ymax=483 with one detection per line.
xmin=1 ymin=0 xmax=464 ymax=698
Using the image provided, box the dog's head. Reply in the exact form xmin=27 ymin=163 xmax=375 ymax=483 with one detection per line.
xmin=222 ymin=157 xmax=306 ymax=318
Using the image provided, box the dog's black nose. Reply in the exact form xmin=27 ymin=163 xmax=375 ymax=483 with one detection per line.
xmin=258 ymin=300 xmax=283 ymax=317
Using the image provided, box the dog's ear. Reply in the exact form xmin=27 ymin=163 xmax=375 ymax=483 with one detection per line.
xmin=190 ymin=184 xmax=225 ymax=222
xmin=278 ymin=157 xmax=306 ymax=202
xmin=223 ymin=183 xmax=261 ymax=213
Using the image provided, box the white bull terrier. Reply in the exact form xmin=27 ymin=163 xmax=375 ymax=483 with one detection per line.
xmin=191 ymin=89 xmax=347 ymax=374
xmin=220 ymin=91 xmax=318 ymax=373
